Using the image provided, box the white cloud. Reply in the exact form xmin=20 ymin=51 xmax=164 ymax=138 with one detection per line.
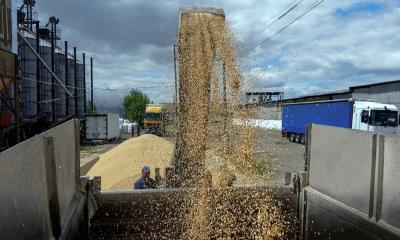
xmin=33 ymin=0 xmax=400 ymax=108
xmin=236 ymin=0 xmax=400 ymax=97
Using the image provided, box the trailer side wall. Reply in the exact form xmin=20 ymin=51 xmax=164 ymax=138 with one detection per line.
xmin=282 ymin=100 xmax=353 ymax=134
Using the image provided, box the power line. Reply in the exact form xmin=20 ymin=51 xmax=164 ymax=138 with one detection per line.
xmin=242 ymin=0 xmax=327 ymax=58
xmin=249 ymin=0 xmax=304 ymax=37
xmin=19 ymin=75 xmax=174 ymax=92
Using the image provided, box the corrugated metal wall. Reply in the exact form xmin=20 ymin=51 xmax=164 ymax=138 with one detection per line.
xmin=39 ymin=45 xmax=52 ymax=114
xmin=351 ymin=82 xmax=400 ymax=110
xmin=55 ymin=52 xmax=66 ymax=120
xmin=76 ymin=63 xmax=85 ymax=117
xmin=67 ymin=57 xmax=75 ymax=116
xmin=332 ymin=92 xmax=352 ymax=100
xmin=14 ymin=29 xmax=87 ymax=123
xmin=19 ymin=37 xmax=37 ymax=118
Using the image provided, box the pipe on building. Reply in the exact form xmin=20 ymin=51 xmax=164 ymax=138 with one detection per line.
xmin=51 ymin=25 xmax=56 ymax=120
xmin=90 ymin=57 xmax=94 ymax=112
xmin=82 ymin=53 xmax=86 ymax=114
xmin=74 ymin=47 xmax=77 ymax=116
xmin=65 ymin=41 xmax=69 ymax=115
xmin=35 ymin=21 xmax=41 ymax=113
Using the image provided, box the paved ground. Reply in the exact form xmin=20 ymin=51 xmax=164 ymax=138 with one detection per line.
xmin=80 ymin=133 xmax=132 ymax=159
xmin=80 ymin=129 xmax=305 ymax=186
xmin=255 ymin=129 xmax=305 ymax=185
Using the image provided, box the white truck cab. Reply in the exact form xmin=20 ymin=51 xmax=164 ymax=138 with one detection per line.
xmin=352 ymin=101 xmax=399 ymax=135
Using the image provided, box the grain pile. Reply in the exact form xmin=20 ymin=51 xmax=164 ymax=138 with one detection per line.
xmin=86 ymin=134 xmax=173 ymax=190
xmin=174 ymin=8 xmax=291 ymax=239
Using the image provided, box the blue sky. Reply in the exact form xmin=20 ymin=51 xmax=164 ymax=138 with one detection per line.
xmin=335 ymin=2 xmax=383 ymax=17
xmin=31 ymin=0 xmax=400 ymax=109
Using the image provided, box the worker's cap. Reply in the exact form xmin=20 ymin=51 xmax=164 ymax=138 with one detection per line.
xmin=142 ymin=166 xmax=151 ymax=173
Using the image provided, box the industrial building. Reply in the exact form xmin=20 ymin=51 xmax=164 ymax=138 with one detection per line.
xmin=245 ymin=91 xmax=284 ymax=104
xmin=249 ymin=80 xmax=400 ymax=120
xmin=279 ymin=79 xmax=400 ymax=110
xmin=0 ymin=0 xmax=92 ymax=151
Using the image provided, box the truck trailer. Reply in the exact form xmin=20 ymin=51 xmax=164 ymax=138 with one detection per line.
xmin=85 ymin=113 xmax=120 ymax=141
xmin=282 ymin=99 xmax=399 ymax=144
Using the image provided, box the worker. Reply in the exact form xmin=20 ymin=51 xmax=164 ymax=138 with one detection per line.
xmin=134 ymin=166 xmax=157 ymax=189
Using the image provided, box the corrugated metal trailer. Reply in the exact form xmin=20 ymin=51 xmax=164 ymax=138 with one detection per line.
xmin=85 ymin=113 xmax=120 ymax=141
xmin=282 ymin=100 xmax=353 ymax=143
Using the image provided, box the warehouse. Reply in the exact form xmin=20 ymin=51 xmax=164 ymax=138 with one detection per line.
xmin=251 ymin=79 xmax=400 ymax=120
xmin=279 ymin=79 xmax=400 ymax=110
xmin=348 ymin=80 xmax=400 ymax=110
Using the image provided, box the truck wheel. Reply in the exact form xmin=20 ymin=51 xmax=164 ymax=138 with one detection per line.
xmin=295 ymin=133 xmax=301 ymax=143
xmin=300 ymin=134 xmax=306 ymax=145
xmin=289 ymin=133 xmax=295 ymax=142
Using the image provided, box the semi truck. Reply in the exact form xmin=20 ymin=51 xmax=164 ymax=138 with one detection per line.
xmin=144 ymin=104 xmax=165 ymax=136
xmin=282 ymin=99 xmax=399 ymax=144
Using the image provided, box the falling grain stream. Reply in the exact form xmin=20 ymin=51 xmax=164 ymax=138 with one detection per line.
xmin=90 ymin=8 xmax=296 ymax=240
xmin=175 ymin=8 xmax=293 ymax=239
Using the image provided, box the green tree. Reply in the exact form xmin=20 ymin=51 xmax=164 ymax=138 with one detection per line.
xmin=123 ymin=89 xmax=150 ymax=126
xmin=86 ymin=101 xmax=97 ymax=113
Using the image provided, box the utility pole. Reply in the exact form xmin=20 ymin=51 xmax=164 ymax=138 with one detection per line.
xmin=35 ymin=21 xmax=41 ymax=114
xmin=65 ymin=41 xmax=69 ymax=115
xmin=50 ymin=23 xmax=56 ymax=120
xmin=48 ymin=16 xmax=59 ymax=120
xmin=173 ymin=44 xmax=178 ymax=104
xmin=14 ymin=56 xmax=20 ymax=144
xmin=82 ymin=53 xmax=86 ymax=114
xmin=173 ymin=44 xmax=178 ymax=128
xmin=90 ymin=57 xmax=94 ymax=112
xmin=73 ymin=47 xmax=77 ymax=116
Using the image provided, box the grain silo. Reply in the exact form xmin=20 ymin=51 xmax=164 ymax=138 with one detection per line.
xmin=55 ymin=50 xmax=66 ymax=120
xmin=67 ymin=57 xmax=76 ymax=116
xmin=76 ymin=62 xmax=85 ymax=117
xmin=39 ymin=44 xmax=52 ymax=114
xmin=19 ymin=35 xmax=37 ymax=118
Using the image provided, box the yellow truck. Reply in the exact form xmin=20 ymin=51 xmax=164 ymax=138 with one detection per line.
xmin=144 ymin=104 xmax=165 ymax=136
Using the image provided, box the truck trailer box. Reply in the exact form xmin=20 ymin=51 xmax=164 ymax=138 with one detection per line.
xmin=282 ymin=99 xmax=399 ymax=143
xmin=282 ymin=100 xmax=353 ymax=135
xmin=85 ymin=113 xmax=120 ymax=140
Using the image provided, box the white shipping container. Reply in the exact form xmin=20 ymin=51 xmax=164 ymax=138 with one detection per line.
xmin=85 ymin=113 xmax=120 ymax=140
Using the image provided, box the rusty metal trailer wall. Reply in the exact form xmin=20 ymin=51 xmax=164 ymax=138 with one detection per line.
xmin=90 ymin=186 xmax=298 ymax=239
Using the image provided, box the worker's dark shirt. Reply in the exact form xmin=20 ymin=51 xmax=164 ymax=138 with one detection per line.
xmin=134 ymin=177 xmax=157 ymax=189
